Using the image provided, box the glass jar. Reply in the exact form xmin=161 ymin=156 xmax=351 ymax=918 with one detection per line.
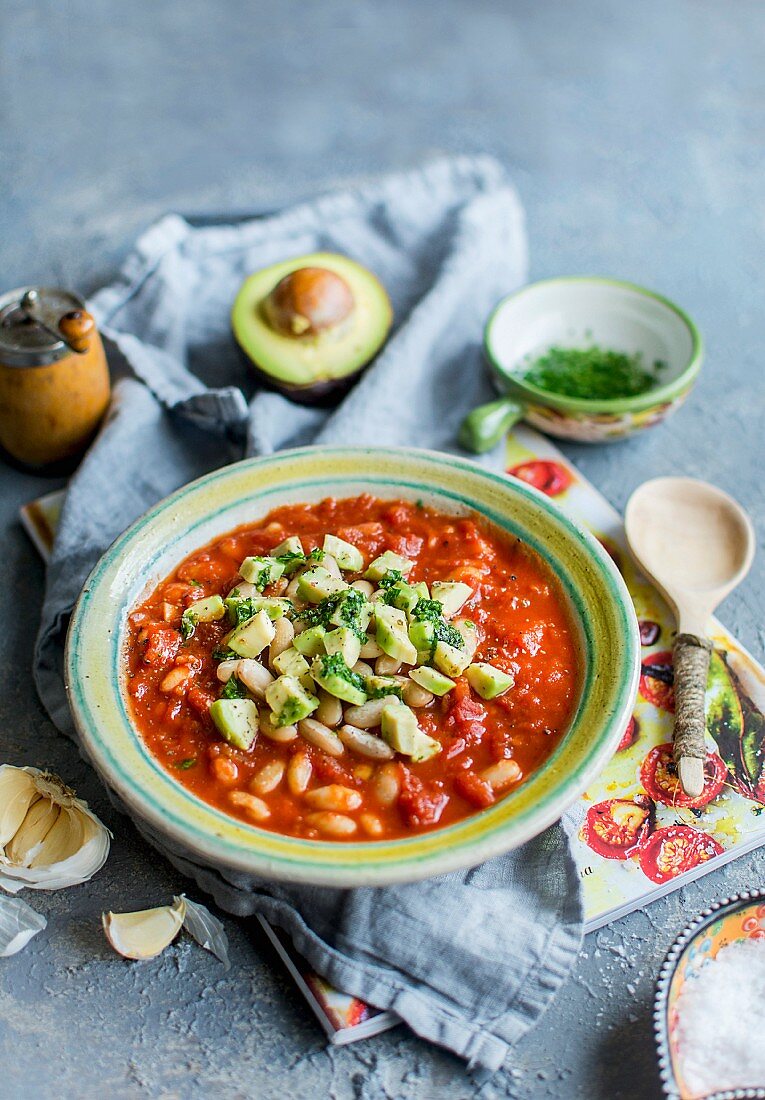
xmin=0 ymin=286 xmax=110 ymax=468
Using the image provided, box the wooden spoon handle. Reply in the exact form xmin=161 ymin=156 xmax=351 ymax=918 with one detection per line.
xmin=673 ymin=632 xmax=712 ymax=796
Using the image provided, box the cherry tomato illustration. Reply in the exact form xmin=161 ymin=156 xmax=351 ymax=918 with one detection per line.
xmin=640 ymin=743 xmax=727 ymax=809
xmin=639 ymin=825 xmax=724 ymax=884
xmin=617 ymin=716 xmax=640 ymax=752
xmin=582 ymin=794 xmax=654 ymax=860
xmin=507 ymin=460 xmax=572 ymax=497
xmin=640 ymin=650 xmax=675 ymax=712
xmin=639 ymin=620 xmax=661 ymax=646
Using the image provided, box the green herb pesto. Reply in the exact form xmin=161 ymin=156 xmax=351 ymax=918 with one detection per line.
xmin=522 ymin=345 xmax=664 ymax=401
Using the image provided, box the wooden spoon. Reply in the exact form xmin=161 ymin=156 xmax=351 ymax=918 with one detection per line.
xmin=625 ymin=478 xmax=755 ymax=798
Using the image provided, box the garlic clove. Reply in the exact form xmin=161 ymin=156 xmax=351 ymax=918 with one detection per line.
xmin=0 ymin=765 xmax=110 ymax=892
xmin=0 ymin=769 xmax=40 ymax=848
xmin=6 ymin=798 xmax=60 ymax=866
xmin=0 ymin=895 xmax=46 ymax=957
xmin=103 ymin=897 xmax=186 ymax=960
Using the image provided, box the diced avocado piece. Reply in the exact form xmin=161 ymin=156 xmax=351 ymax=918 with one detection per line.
xmin=466 ymin=663 xmax=515 ymax=700
xmin=365 ymin=551 xmax=413 ymax=581
xmin=433 ymin=639 xmax=472 ymax=677
xmin=271 ymin=535 xmax=304 ymax=558
xmin=365 ymin=674 xmax=404 ymax=699
xmin=409 ymin=666 xmax=456 ymax=696
xmin=381 ymin=703 xmax=442 ymax=762
xmin=323 ymin=626 xmax=362 ymax=668
xmin=225 ymin=595 xmax=292 ymax=622
xmin=297 ymin=566 xmax=348 ymax=603
xmin=328 ymin=590 xmax=373 ymax=634
xmin=408 ymin=620 xmax=435 ymax=662
xmin=431 ymin=581 xmax=473 ymax=619
xmin=265 ymin=675 xmax=319 ymax=726
xmin=375 ymin=604 xmax=418 ymax=665
xmin=239 ymin=555 xmax=285 ymax=589
xmin=293 ymin=625 xmax=327 ymax=657
xmin=272 ymin=646 xmax=311 ymax=680
xmin=209 ymin=698 xmax=259 ymax=750
xmin=225 ymin=610 xmax=276 ymax=658
xmin=323 ymin=534 xmax=364 ymax=572
xmin=186 ymin=595 xmax=225 ymax=622
xmin=412 ymin=581 xmax=429 ymax=601
xmin=454 ymin=618 xmax=479 ymax=659
xmin=310 ymin=653 xmax=368 ymax=706
xmin=386 ymin=582 xmax=419 ymax=614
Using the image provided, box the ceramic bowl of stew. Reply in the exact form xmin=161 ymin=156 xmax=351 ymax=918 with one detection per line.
xmin=65 ymin=446 xmax=640 ymax=886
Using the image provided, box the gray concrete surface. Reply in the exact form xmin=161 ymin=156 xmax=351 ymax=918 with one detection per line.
xmin=2 ymin=1 xmax=764 ymax=1096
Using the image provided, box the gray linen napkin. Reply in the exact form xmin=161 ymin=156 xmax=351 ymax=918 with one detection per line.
xmin=34 ymin=156 xmax=582 ymax=1077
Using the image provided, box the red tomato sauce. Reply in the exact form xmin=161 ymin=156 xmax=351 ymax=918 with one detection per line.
xmin=125 ymin=496 xmax=581 ymax=840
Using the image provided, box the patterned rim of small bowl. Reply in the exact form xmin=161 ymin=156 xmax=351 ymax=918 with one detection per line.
xmin=654 ymin=889 xmax=765 ymax=1100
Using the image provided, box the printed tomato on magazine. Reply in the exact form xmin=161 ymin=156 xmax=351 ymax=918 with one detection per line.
xmin=640 ymin=742 xmax=727 ymax=809
xmin=639 ymin=649 xmax=675 ymax=712
xmin=506 ymin=460 xmax=572 ymax=498
xmin=582 ymin=795 xmax=654 ymax=860
xmin=638 ymin=825 xmax=724 ymax=884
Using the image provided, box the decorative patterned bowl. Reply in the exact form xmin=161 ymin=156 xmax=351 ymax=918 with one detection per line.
xmin=484 ymin=277 xmax=703 ymax=443
xmin=65 ymin=446 xmax=640 ymax=886
xmin=655 ymin=889 xmax=765 ymax=1100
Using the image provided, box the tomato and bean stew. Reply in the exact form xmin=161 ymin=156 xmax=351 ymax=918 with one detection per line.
xmin=126 ymin=496 xmax=580 ymax=841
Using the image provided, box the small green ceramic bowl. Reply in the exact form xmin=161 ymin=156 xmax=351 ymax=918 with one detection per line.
xmin=461 ymin=277 xmax=703 ymax=452
xmin=65 ymin=446 xmax=640 ymax=887
xmin=655 ymin=890 xmax=765 ymax=1100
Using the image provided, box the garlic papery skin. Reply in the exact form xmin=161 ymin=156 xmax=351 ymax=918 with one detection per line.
xmin=0 ymin=765 xmax=110 ymax=893
xmin=0 ymin=895 xmax=46 ymax=956
xmin=103 ymin=897 xmax=186 ymax=960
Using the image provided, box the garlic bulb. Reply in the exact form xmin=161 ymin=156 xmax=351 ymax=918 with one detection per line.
xmin=103 ymin=897 xmax=186 ymax=959
xmin=0 ymin=765 xmax=110 ymax=892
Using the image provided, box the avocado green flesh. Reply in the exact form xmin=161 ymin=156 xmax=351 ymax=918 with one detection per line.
xmin=231 ymin=252 xmax=392 ymax=388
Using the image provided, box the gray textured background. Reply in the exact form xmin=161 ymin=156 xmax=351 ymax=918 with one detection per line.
xmin=2 ymin=2 xmax=764 ymax=1097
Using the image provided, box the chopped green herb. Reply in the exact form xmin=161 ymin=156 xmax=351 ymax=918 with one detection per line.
xmin=188 ymin=579 xmax=203 ymax=588
xmin=275 ymin=550 xmax=305 ymax=573
xmin=318 ymin=652 xmax=367 ymax=693
xmin=230 ymin=598 xmax=258 ymax=626
xmin=378 ymin=569 xmax=404 ymax=591
xmin=411 ymin=598 xmax=443 ymax=622
xmin=301 ymin=587 xmax=369 ymax=640
xmin=175 ymin=758 xmax=197 ymax=770
xmin=434 ymin=620 xmax=464 ymax=649
xmin=180 ymin=609 xmax=197 ymax=641
xmin=521 ymin=345 xmax=660 ymax=401
xmin=220 ymin=675 xmax=249 ymax=699
xmin=307 ymin=547 xmax=325 ymax=563
xmin=212 ymin=646 xmax=238 ymax=661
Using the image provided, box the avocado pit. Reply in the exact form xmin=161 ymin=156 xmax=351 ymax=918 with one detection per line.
xmin=263 ymin=267 xmax=355 ymax=338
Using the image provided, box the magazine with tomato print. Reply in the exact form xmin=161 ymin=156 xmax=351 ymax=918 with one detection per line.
xmin=504 ymin=425 xmax=765 ymax=931
xmin=22 ymin=426 xmax=765 ymax=1036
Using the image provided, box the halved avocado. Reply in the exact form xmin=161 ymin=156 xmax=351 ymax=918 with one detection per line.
xmin=231 ymin=252 xmax=393 ymax=404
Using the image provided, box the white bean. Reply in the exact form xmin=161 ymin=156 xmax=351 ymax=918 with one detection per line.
xmin=285 ymin=575 xmax=302 ymax=599
xmin=228 ymin=790 xmax=270 ymax=822
xmin=304 ymin=784 xmax=362 ymax=812
xmin=268 ymin=617 xmax=295 ymax=668
xmin=237 ymin=658 xmax=274 ymax=698
xmin=305 ymin=812 xmax=357 ymax=837
xmin=316 ymin=690 xmax=343 ymax=728
xmin=402 ymin=680 xmax=434 ymax=708
xmin=338 ymin=723 xmax=395 ymax=760
xmin=260 ymin=717 xmax=298 ymax=743
xmin=250 ymin=760 xmax=285 ymax=795
xmin=344 ymin=696 xmax=400 ymax=729
xmin=323 ymin=554 xmax=342 ymax=578
xmin=216 ymin=658 xmax=241 ymax=683
xmin=373 ymin=763 xmax=401 ymax=807
xmin=287 ymin=752 xmax=312 ymax=794
xmin=230 ymin=581 xmax=257 ymax=599
xmin=352 ymin=659 xmax=374 ymax=678
xmin=375 ymin=654 xmax=403 ymax=675
xmin=351 ymin=579 xmax=374 ymax=596
xmin=298 ymin=718 xmax=345 ymax=757
xmin=481 ymin=759 xmax=522 ymax=791
xmin=360 ymin=812 xmax=383 ymax=837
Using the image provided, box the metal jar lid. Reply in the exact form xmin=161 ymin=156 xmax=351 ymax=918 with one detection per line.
xmin=0 ymin=286 xmax=88 ymax=367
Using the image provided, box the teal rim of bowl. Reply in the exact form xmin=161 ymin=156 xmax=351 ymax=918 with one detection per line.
xmin=484 ymin=276 xmax=704 ymax=415
xmin=65 ymin=446 xmax=640 ymax=885
xmin=653 ymin=889 xmax=765 ymax=1100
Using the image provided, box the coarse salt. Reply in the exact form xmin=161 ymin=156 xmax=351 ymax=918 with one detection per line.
xmin=675 ymin=937 xmax=765 ymax=1094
